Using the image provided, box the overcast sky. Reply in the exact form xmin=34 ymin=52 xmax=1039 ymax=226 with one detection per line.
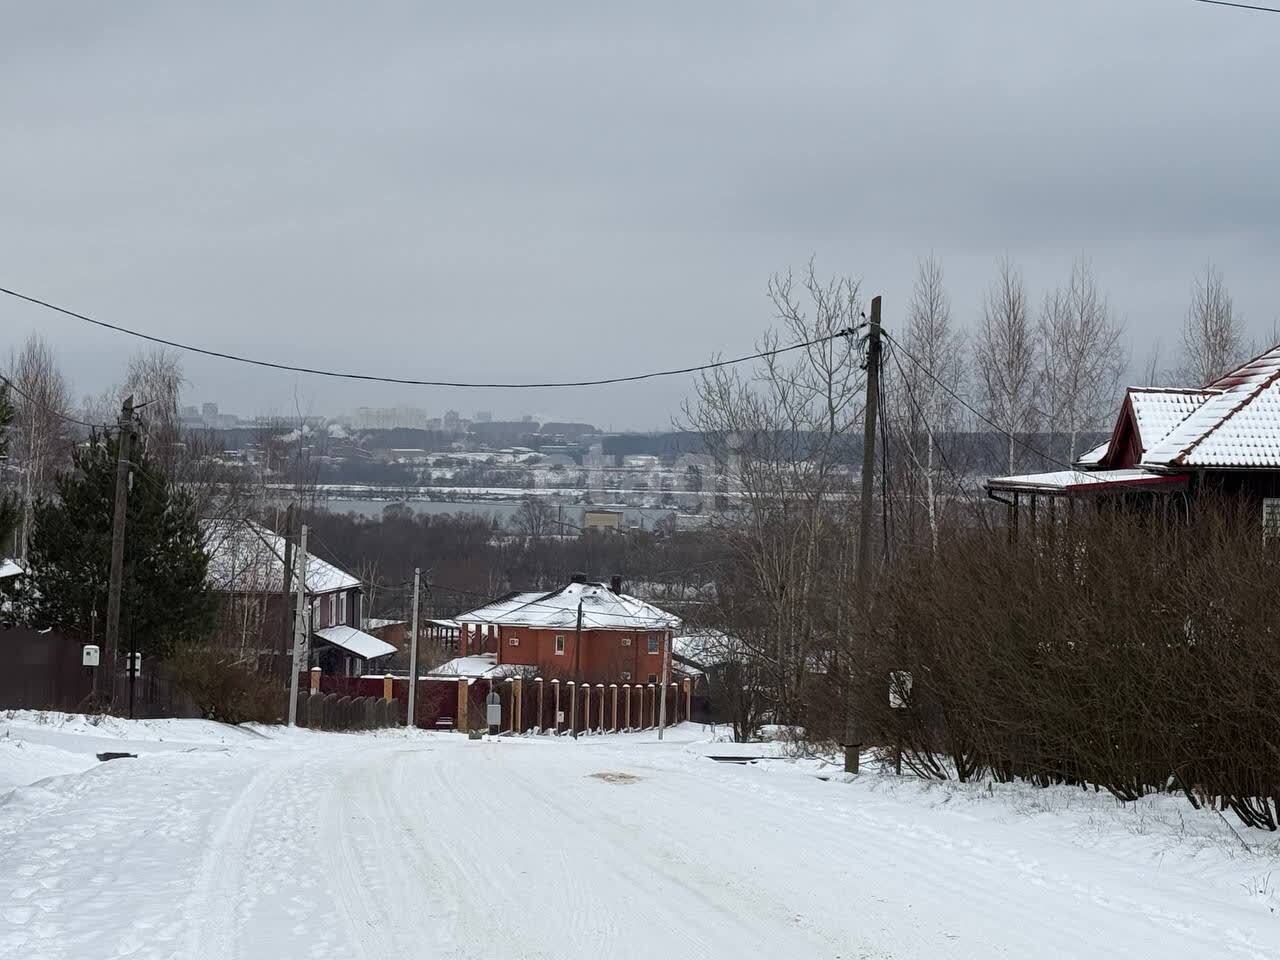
xmin=2 ymin=2 xmax=1276 ymax=429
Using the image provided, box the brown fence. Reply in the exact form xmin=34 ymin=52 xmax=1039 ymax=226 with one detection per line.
xmin=0 ymin=627 xmax=197 ymax=718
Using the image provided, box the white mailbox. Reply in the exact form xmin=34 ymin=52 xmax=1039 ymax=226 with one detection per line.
xmin=485 ymin=691 xmax=501 ymax=728
xmin=82 ymin=644 xmax=101 ymax=667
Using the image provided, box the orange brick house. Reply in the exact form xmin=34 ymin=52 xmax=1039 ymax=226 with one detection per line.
xmin=451 ymin=575 xmax=680 ymax=686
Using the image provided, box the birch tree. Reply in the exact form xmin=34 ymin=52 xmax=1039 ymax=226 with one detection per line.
xmin=1038 ymin=257 xmax=1125 ymax=462
xmin=681 ymin=262 xmax=864 ymax=725
xmin=893 ymin=256 xmax=966 ymax=550
xmin=1180 ymin=264 xmax=1246 ymax=385
xmin=8 ymin=334 xmax=71 ymax=558
xmin=974 ymin=260 xmax=1038 ymax=475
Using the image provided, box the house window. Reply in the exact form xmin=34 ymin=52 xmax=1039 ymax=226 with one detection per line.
xmin=647 ymin=635 xmax=659 ymax=654
xmin=648 ymin=673 xmax=658 ymax=684
xmin=555 ymin=635 xmax=566 ymax=655
xmin=621 ymin=671 xmax=631 ymax=681
xmin=327 ymin=594 xmax=336 ymax=627
xmin=621 ymin=636 xmax=632 ymax=647
xmin=338 ymin=592 xmax=348 ymax=626
xmin=509 ymin=636 xmax=520 ymax=647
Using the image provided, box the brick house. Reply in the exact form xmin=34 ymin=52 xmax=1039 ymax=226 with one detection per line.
xmin=450 ymin=575 xmax=681 ymax=686
xmin=203 ymin=520 xmax=395 ymax=677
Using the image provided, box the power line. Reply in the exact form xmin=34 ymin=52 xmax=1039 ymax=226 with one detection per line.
xmin=1193 ymin=0 xmax=1280 ymax=12
xmin=0 ymin=373 xmax=113 ymax=431
xmin=0 ymin=284 xmax=862 ymax=390
xmin=882 ymin=331 xmax=1075 ymax=471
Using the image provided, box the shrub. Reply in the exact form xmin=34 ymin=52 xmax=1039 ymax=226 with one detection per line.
xmin=170 ymin=646 xmax=285 ymax=724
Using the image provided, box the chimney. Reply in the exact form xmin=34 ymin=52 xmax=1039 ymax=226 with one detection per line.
xmin=570 ymin=572 xmax=587 ymax=584
xmin=610 ymin=575 xmax=623 ymax=595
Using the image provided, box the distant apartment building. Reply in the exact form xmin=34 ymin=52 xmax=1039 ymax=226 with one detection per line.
xmin=350 ymin=406 xmax=429 ymax=430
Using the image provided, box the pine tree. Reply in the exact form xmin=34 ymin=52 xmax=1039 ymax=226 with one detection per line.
xmin=0 ymin=383 xmax=18 ymax=555
xmin=25 ymin=429 xmax=214 ymax=657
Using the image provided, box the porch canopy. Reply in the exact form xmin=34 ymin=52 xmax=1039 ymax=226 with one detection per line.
xmin=985 ymin=468 xmax=1188 ymax=498
xmin=314 ymin=624 xmax=397 ymax=661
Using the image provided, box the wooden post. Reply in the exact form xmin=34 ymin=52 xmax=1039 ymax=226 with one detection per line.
xmin=536 ymin=677 xmax=544 ymax=733
xmin=649 ymin=684 xmax=657 ymax=728
xmin=513 ymin=676 xmax=524 ymax=734
xmin=855 ymin=297 xmax=882 ymax=601
xmin=382 ymin=673 xmax=392 ymax=701
xmin=456 ymin=678 xmax=468 ymax=733
xmin=553 ymin=680 xmax=561 ymax=735
xmin=98 ymin=396 xmax=134 ymax=707
xmin=597 ymin=684 xmax=605 ymax=732
xmin=683 ymin=677 xmax=692 ymax=723
xmin=624 ymin=685 xmax=632 ymax=730
xmin=582 ymin=683 xmax=591 ymax=736
xmin=310 ymin=666 xmax=322 ymax=694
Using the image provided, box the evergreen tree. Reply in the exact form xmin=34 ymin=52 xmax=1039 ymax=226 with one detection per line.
xmin=26 ymin=428 xmax=214 ymax=657
xmin=0 ymin=382 xmax=18 ymax=553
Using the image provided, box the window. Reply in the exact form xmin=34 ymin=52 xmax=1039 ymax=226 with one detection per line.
xmin=327 ymin=594 xmax=337 ymax=627
xmin=621 ymin=671 xmax=631 ymax=681
xmin=555 ymin=635 xmax=566 ymax=655
xmin=338 ymin=591 xmax=348 ymax=626
xmin=648 ymin=674 xmax=658 ymax=684
xmin=509 ymin=636 xmax=520 ymax=647
xmin=621 ymin=636 xmax=632 ymax=647
xmin=647 ymin=635 xmax=659 ymax=654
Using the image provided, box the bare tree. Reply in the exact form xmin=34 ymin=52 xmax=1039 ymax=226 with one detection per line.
xmin=121 ymin=347 xmax=185 ymax=459
xmin=681 ymin=261 xmax=864 ymax=724
xmin=512 ymin=496 xmax=556 ymax=541
xmin=8 ymin=334 xmax=71 ymax=558
xmin=1038 ymin=257 xmax=1125 ymax=462
xmin=1180 ymin=264 xmax=1245 ymax=386
xmin=974 ymin=260 xmax=1038 ymax=475
xmin=891 ymin=255 xmax=967 ymax=550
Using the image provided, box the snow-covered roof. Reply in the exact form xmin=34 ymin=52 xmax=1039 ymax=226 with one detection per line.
xmin=202 ymin=519 xmax=360 ymax=595
xmin=0 ymin=558 xmax=24 ymax=581
xmin=363 ymin=618 xmax=404 ymax=631
xmin=313 ymin=625 xmax=397 ymax=661
xmin=426 ymin=653 xmax=525 ymax=680
xmin=1075 ymin=389 xmax=1216 ymax=468
xmin=986 ymin=469 xmax=1187 ymax=495
xmin=1075 ymin=440 xmax=1110 ymax=467
xmin=455 ymin=581 xmax=680 ymax=632
xmin=1140 ymin=349 xmax=1280 ymax=467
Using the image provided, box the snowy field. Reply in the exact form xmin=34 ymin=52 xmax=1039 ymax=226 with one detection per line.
xmin=1 ymin=712 xmax=1278 ymax=959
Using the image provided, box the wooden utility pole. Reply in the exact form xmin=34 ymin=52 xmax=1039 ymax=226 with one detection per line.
xmin=856 ymin=297 xmax=883 ymax=601
xmin=657 ymin=629 xmax=672 ymax=739
xmin=287 ymin=524 xmax=308 ymax=726
xmin=97 ymin=396 xmax=134 ymax=707
xmin=571 ymin=598 xmax=584 ymax=739
xmin=407 ymin=567 xmax=421 ymax=728
xmin=279 ymin=504 xmax=295 ymax=685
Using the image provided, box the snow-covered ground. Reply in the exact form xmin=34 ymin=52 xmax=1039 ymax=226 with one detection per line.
xmin=1 ymin=712 xmax=1278 ymax=959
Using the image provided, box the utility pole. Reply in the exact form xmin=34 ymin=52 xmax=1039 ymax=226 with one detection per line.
xmin=571 ymin=598 xmax=584 ymax=739
xmin=97 ymin=395 xmax=134 ymax=708
xmin=287 ymin=524 xmax=309 ymax=726
xmin=279 ymin=504 xmax=295 ymax=685
xmin=658 ymin=629 xmax=671 ymax=739
xmin=407 ymin=567 xmax=421 ymax=728
xmin=856 ymin=296 xmax=883 ymax=601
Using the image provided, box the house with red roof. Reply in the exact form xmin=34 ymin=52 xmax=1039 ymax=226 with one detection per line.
xmin=986 ymin=345 xmax=1280 ymax=528
xmin=441 ymin=574 xmax=682 ymax=687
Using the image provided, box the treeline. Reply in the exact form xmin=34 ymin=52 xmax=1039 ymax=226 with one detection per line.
xmin=298 ymin=506 xmax=725 ymax=624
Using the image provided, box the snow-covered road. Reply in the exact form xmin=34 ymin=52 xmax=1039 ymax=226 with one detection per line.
xmin=1 ymin=719 xmax=1277 ymax=959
